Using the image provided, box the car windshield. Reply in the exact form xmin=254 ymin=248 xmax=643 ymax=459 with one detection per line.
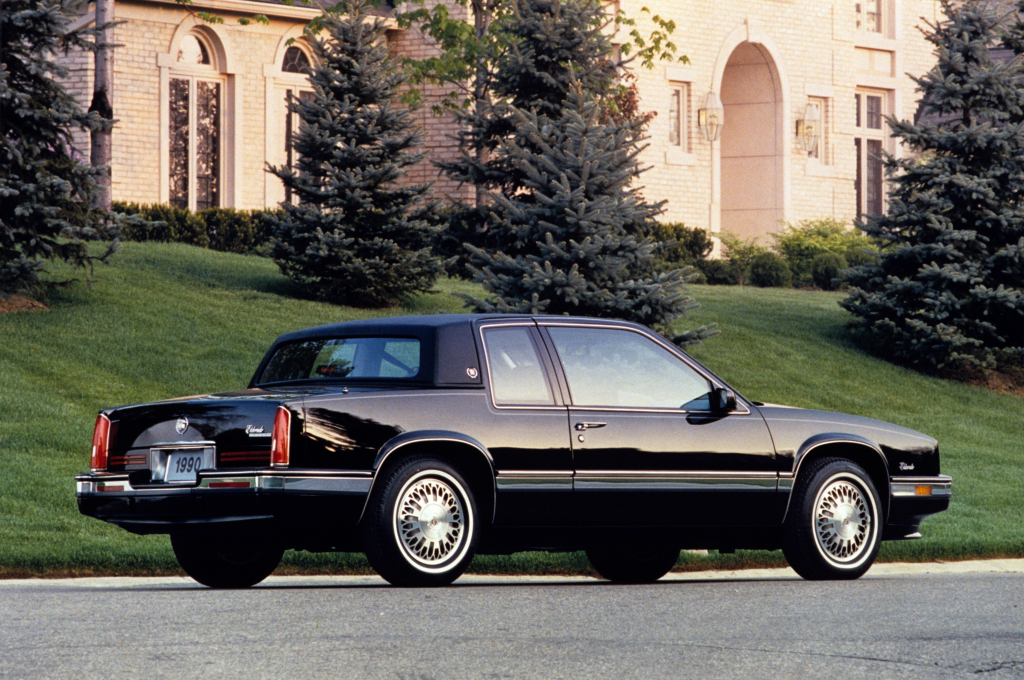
xmin=257 ymin=337 xmax=422 ymax=384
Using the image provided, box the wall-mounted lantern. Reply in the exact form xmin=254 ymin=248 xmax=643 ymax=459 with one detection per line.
xmin=796 ymin=102 xmax=821 ymax=154
xmin=697 ymin=92 xmax=724 ymax=142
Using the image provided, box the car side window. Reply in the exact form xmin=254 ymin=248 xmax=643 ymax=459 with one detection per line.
xmin=482 ymin=327 xmax=555 ymax=406
xmin=547 ymin=326 xmax=712 ymax=409
xmin=259 ymin=337 xmax=422 ymax=383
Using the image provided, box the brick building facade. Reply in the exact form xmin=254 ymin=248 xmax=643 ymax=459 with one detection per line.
xmin=60 ymin=0 xmax=947 ymax=243
xmin=625 ymin=0 xmax=942 ymax=243
xmin=61 ymin=0 xmax=470 ymax=212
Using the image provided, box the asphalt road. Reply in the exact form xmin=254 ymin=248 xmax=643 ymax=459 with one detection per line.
xmin=2 ymin=562 xmax=1023 ymax=680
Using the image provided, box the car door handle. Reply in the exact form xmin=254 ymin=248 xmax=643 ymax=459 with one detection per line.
xmin=574 ymin=422 xmax=607 ymax=431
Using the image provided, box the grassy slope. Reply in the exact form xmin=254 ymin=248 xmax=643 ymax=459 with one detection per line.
xmin=0 ymin=243 xmax=1020 ymax=577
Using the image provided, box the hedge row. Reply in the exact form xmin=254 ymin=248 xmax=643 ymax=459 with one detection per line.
xmin=113 ymin=203 xmax=283 ymax=255
xmin=107 ymin=205 xmax=874 ymax=293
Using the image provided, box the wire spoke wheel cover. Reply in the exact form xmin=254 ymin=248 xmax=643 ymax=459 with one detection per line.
xmin=813 ymin=474 xmax=875 ymax=567
xmin=392 ymin=471 xmax=472 ymax=572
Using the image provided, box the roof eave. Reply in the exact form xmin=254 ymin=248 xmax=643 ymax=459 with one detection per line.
xmin=131 ymin=0 xmax=323 ymax=21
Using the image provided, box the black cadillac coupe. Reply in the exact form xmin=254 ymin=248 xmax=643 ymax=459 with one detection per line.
xmin=76 ymin=314 xmax=951 ymax=587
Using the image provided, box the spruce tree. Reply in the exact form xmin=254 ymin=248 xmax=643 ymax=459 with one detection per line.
xmin=840 ymin=0 xmax=1024 ymax=372
xmin=435 ymin=0 xmax=623 ymax=267
xmin=440 ymin=0 xmax=618 ymax=195
xmin=460 ymin=85 xmax=715 ymax=344
xmin=1 ymin=0 xmax=119 ymax=296
xmin=268 ymin=0 xmax=442 ymax=308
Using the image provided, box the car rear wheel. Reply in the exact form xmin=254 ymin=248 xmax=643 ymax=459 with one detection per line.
xmin=586 ymin=545 xmax=680 ymax=584
xmin=360 ymin=456 xmax=479 ymax=587
xmin=783 ymin=458 xmax=882 ymax=580
xmin=170 ymin=534 xmax=284 ymax=588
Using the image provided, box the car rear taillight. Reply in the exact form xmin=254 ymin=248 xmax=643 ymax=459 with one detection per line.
xmin=91 ymin=414 xmax=111 ymax=471
xmin=271 ymin=406 xmax=291 ymax=467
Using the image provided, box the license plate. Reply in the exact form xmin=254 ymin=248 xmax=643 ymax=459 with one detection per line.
xmin=165 ymin=451 xmax=206 ymax=482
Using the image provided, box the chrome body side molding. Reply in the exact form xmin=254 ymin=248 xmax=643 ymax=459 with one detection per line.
xmin=573 ymin=470 xmax=778 ymax=492
xmin=496 ymin=470 xmax=574 ymax=491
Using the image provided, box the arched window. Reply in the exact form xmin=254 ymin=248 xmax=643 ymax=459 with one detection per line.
xmin=282 ymin=46 xmax=310 ymax=74
xmin=169 ymin=31 xmax=222 ymax=210
xmin=176 ymin=34 xmax=211 ymax=65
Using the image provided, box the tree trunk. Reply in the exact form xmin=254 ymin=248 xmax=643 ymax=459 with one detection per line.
xmin=89 ymin=0 xmax=114 ymax=211
xmin=471 ymin=0 xmax=493 ymax=209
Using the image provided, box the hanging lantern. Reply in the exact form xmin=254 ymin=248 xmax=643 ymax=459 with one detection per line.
xmin=697 ymin=92 xmax=724 ymax=142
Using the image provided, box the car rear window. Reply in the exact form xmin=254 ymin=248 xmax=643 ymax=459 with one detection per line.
xmin=257 ymin=337 xmax=422 ymax=384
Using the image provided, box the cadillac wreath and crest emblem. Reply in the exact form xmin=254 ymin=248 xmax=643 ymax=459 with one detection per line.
xmin=175 ymin=417 xmax=189 ymax=435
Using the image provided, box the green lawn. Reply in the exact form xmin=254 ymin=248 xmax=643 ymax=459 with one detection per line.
xmin=0 ymin=242 xmax=1021 ymax=577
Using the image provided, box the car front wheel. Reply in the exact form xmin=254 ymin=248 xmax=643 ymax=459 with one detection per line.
xmin=783 ymin=458 xmax=882 ymax=580
xmin=586 ymin=545 xmax=680 ymax=584
xmin=360 ymin=456 xmax=479 ymax=587
xmin=170 ymin=534 xmax=284 ymax=588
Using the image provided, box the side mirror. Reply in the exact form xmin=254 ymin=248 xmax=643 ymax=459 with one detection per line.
xmin=712 ymin=387 xmax=736 ymax=412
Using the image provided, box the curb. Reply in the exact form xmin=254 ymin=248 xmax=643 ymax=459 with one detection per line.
xmin=1 ymin=558 xmax=1022 ymax=589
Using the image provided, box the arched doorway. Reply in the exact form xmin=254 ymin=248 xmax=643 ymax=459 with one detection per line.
xmin=719 ymin=42 xmax=784 ymax=241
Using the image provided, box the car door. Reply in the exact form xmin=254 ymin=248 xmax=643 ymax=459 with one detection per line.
xmin=539 ymin=322 xmax=781 ymax=527
xmin=476 ymin=321 xmax=574 ymax=526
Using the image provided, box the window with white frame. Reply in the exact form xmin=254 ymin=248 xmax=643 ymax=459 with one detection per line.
xmin=854 ymin=89 xmax=890 ymax=218
xmin=807 ymin=96 xmax=830 ymax=163
xmin=168 ymin=32 xmax=223 ymax=210
xmin=856 ymin=0 xmax=891 ymax=37
xmin=668 ymin=84 xmax=690 ymax=152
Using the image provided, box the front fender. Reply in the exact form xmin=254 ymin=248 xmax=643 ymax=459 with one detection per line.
xmin=792 ymin=433 xmax=887 ymax=475
xmin=783 ymin=433 xmax=890 ymax=522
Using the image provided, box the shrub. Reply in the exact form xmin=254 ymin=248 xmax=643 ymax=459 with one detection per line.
xmin=772 ymin=217 xmax=877 ymax=286
xmin=158 ymin=206 xmax=208 ymax=247
xmin=649 ymin=223 xmax=714 ymax=272
xmin=720 ymin=233 xmax=769 ymax=286
xmin=200 ymin=208 xmax=256 ymax=254
xmin=811 ymin=252 xmax=848 ymax=290
xmin=749 ymin=252 xmax=791 ymax=288
xmin=845 ymin=246 xmax=879 ymax=269
xmin=699 ymin=259 xmax=739 ymax=286
xmin=114 ymin=202 xmax=170 ymax=241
